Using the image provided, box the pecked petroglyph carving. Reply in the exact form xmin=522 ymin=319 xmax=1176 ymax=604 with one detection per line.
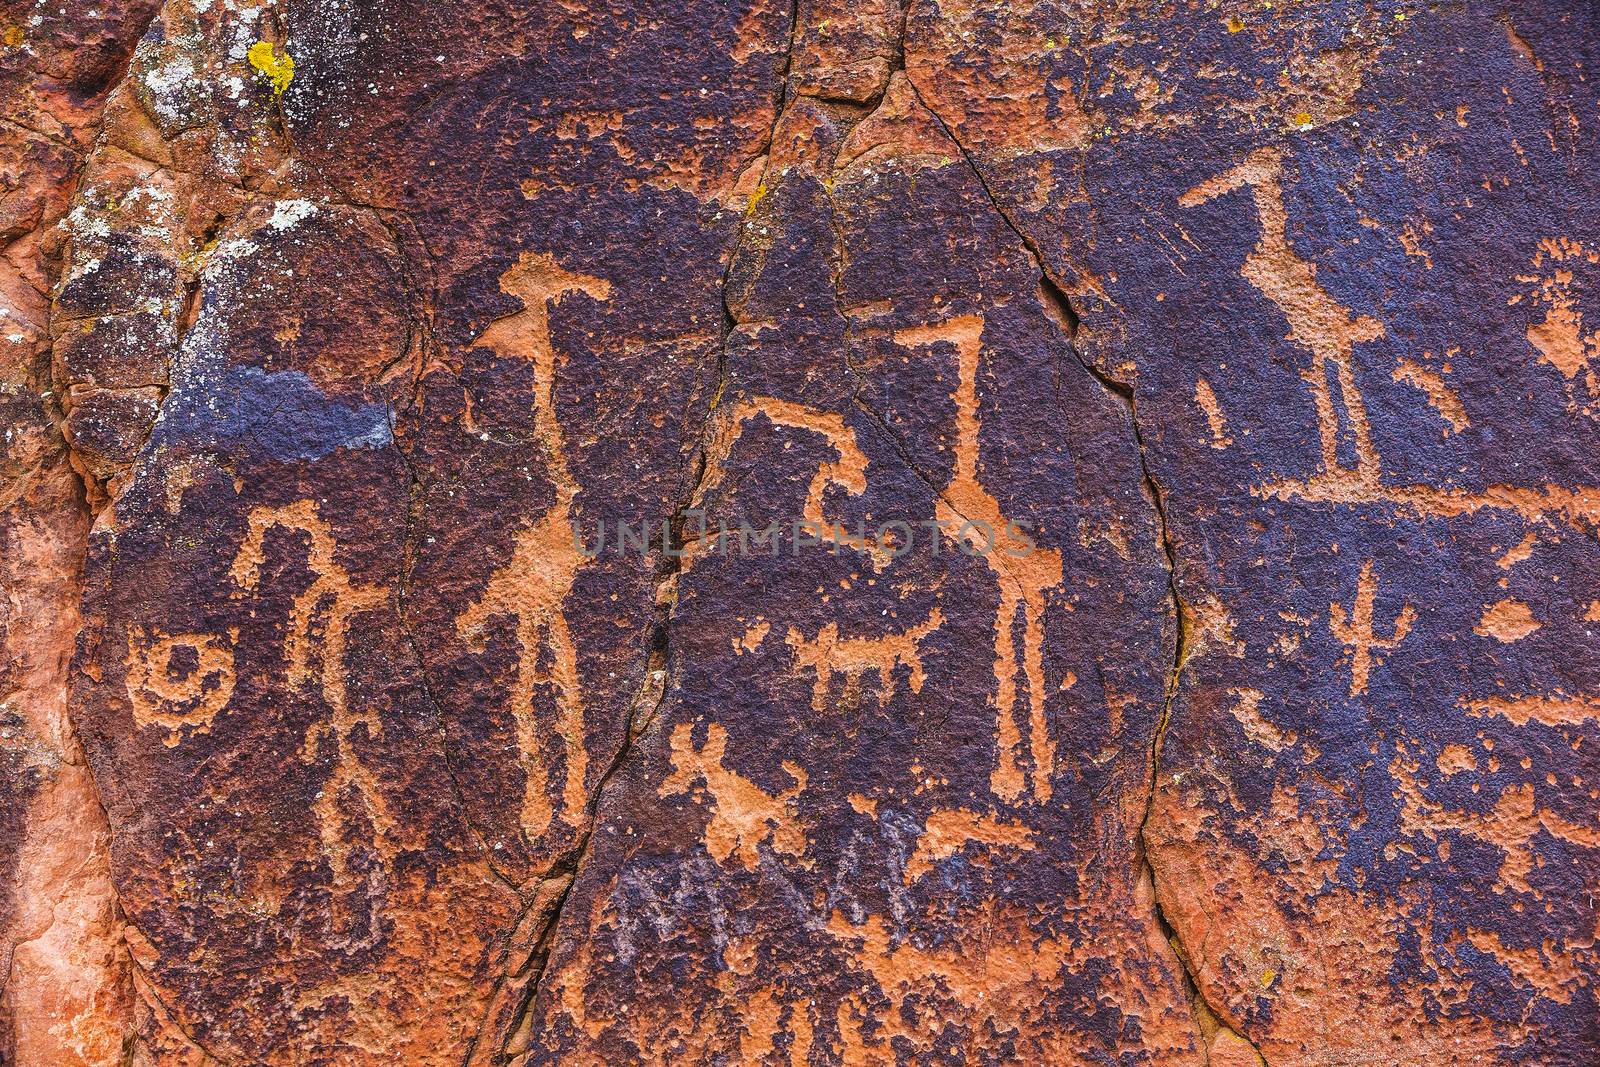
xmin=902 ymin=805 xmax=1035 ymax=885
xmin=1182 ymin=146 xmax=1387 ymax=485
xmin=125 ymin=627 xmax=237 ymax=746
xmin=894 ymin=315 xmax=1064 ymax=805
xmin=1184 ymin=150 xmax=1600 ymax=1027
xmin=1474 ymin=598 xmax=1542 ymax=643
xmin=1392 ymin=357 xmax=1468 ymax=434
xmin=696 ymin=395 xmax=894 ymax=569
xmin=456 ymin=521 xmax=590 ymax=839
xmin=230 ymin=500 xmax=393 ymax=883
xmin=1183 ymin=150 xmax=1600 ymax=530
xmin=660 ymin=721 xmax=808 ymax=870
xmin=1391 ymin=740 xmax=1600 ymax=911
xmin=1329 ymin=560 xmax=1416 ymax=698
xmin=459 ymin=253 xmax=611 ymax=839
xmin=822 ymin=904 xmax=1084 ymax=1062
xmin=473 ymin=252 xmax=613 ymax=488
xmin=1463 ymin=692 xmax=1600 ymax=727
xmin=785 ymin=608 xmax=944 ymax=713
xmin=1194 ymin=378 xmax=1233 ymax=448
xmin=1514 ymin=237 xmax=1599 ymax=392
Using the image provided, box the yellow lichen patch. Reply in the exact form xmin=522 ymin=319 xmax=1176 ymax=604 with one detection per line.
xmin=2 ymin=24 xmax=23 ymax=47
xmin=1226 ymin=15 xmax=1246 ymax=33
xmin=743 ymin=181 xmax=768 ymax=216
xmin=1474 ymin=599 xmax=1541 ymax=643
xmin=248 ymin=40 xmax=296 ymax=94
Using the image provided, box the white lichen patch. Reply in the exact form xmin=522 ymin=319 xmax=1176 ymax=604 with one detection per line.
xmin=65 ymin=204 xmax=112 ymax=240
xmin=65 ymin=257 xmax=103 ymax=284
xmin=225 ymin=4 xmax=263 ymax=62
xmin=209 ymin=237 xmax=259 ymax=265
xmin=144 ymin=57 xmax=199 ymax=124
xmin=268 ymin=199 xmax=318 ymax=231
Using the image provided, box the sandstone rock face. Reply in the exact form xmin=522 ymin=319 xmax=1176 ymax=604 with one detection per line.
xmin=2 ymin=2 xmax=1597 ymax=1065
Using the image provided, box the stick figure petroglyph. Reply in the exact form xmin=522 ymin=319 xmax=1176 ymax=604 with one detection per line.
xmin=459 ymin=253 xmax=611 ymax=838
xmin=1182 ymin=147 xmax=1386 ymax=485
xmin=1182 ymin=149 xmax=1600 ymax=529
xmin=230 ymin=499 xmax=393 ymax=884
xmin=894 ymin=315 xmax=1064 ymax=804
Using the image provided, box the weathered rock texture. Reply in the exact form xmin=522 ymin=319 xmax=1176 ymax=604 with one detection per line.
xmin=2 ymin=1 xmax=1597 ymax=1064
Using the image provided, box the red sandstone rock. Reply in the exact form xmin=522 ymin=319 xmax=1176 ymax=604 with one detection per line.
xmin=2 ymin=2 xmax=1597 ymax=1065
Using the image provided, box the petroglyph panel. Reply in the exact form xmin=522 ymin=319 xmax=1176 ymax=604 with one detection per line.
xmin=9 ymin=1 xmax=1600 ymax=1065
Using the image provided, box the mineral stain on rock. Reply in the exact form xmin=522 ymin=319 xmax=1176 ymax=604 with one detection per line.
xmin=3 ymin=2 xmax=1599 ymax=1065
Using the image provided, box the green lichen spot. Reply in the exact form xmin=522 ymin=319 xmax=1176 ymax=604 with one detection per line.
xmin=248 ymin=41 xmax=295 ymax=94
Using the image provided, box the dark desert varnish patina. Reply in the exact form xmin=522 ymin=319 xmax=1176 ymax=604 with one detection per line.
xmin=1 ymin=1 xmax=1597 ymax=1064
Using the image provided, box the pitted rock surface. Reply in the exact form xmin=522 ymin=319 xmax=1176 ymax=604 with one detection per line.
xmin=2 ymin=2 xmax=1597 ymax=1065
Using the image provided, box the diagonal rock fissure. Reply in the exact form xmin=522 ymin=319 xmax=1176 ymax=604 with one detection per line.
xmin=900 ymin=62 xmax=1266 ymax=1064
xmin=124 ymin=933 xmax=241 ymax=1067
xmin=492 ymin=11 xmax=810 ymax=1057
xmin=704 ymin=0 xmax=803 ymax=431
xmin=493 ymin=637 xmax=669 ymax=1065
xmin=496 ymin=339 xmax=751 ymax=1061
